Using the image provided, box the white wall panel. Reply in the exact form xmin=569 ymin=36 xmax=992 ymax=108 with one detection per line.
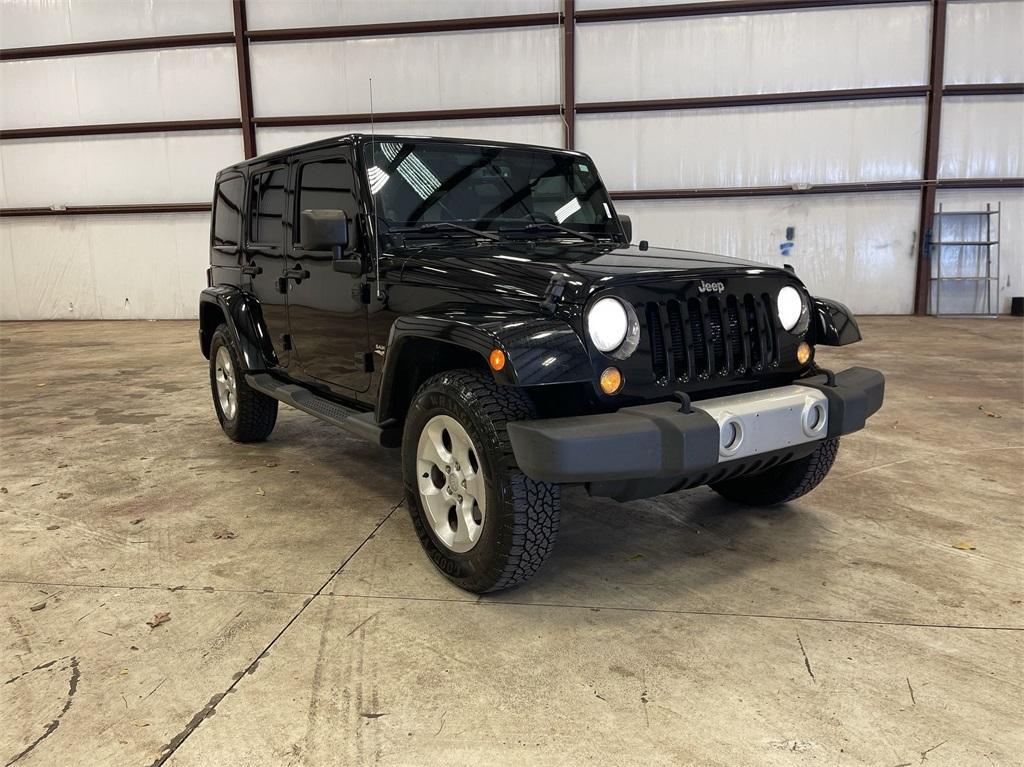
xmin=614 ymin=192 xmax=921 ymax=314
xmin=0 ymin=47 xmax=239 ymax=129
xmin=938 ymin=96 xmax=1024 ymax=179
xmin=257 ymin=116 xmax=564 ymax=155
xmin=578 ymin=100 xmax=926 ymax=190
xmin=576 ymin=5 xmax=930 ymax=102
xmin=247 ymin=0 xmax=558 ymax=29
xmin=945 ymin=0 xmax=1024 ymax=85
xmin=0 ymin=213 xmax=210 ymax=320
xmin=250 ymin=28 xmax=560 ymax=116
xmin=935 ymin=188 xmax=1023 ymax=314
xmin=0 ymin=131 xmax=242 ymax=207
xmin=0 ymin=0 xmax=233 ymax=49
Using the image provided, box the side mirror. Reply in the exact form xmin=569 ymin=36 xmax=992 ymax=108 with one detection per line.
xmin=300 ymin=208 xmax=362 ymax=273
xmin=300 ymin=209 xmax=349 ymax=252
xmin=618 ymin=214 xmax=632 ymax=243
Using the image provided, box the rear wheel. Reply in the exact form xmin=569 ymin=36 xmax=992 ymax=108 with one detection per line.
xmin=209 ymin=324 xmax=278 ymax=443
xmin=710 ymin=438 xmax=840 ymax=506
xmin=402 ymin=369 xmax=560 ymax=593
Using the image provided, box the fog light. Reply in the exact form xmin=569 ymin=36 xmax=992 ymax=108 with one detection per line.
xmin=721 ymin=420 xmax=742 ymax=451
xmin=796 ymin=342 xmax=812 ymax=365
xmin=489 ymin=348 xmax=506 ymax=371
xmin=600 ymin=366 xmax=623 ymax=395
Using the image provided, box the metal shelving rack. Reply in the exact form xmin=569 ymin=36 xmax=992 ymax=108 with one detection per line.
xmin=929 ymin=202 xmax=1001 ymax=317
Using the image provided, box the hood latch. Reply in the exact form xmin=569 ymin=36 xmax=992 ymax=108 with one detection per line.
xmin=540 ymin=275 xmax=568 ymax=314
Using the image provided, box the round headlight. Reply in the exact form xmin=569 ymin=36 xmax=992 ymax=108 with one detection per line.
xmin=777 ymin=286 xmax=807 ymax=332
xmin=587 ymin=297 xmax=640 ymax=358
xmin=587 ymin=297 xmax=629 ymax=352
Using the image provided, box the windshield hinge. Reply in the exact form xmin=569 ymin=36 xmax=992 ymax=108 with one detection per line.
xmin=540 ymin=275 xmax=568 ymax=314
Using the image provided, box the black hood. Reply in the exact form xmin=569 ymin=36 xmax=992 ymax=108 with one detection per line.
xmin=387 ymin=241 xmax=790 ymax=304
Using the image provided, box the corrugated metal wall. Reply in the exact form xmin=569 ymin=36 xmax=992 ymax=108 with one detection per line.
xmin=0 ymin=0 xmax=1021 ymax=319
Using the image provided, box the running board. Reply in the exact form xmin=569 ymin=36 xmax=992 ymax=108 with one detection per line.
xmin=246 ymin=373 xmax=400 ymax=447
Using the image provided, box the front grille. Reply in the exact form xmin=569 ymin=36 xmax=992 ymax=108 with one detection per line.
xmin=644 ymin=292 xmax=779 ymax=383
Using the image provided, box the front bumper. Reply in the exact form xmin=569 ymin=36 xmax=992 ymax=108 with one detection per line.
xmin=507 ymin=366 xmax=884 ymax=499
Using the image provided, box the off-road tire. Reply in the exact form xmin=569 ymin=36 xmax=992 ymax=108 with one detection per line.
xmin=402 ymin=369 xmax=560 ymax=593
xmin=710 ymin=438 xmax=840 ymax=506
xmin=209 ymin=324 xmax=278 ymax=443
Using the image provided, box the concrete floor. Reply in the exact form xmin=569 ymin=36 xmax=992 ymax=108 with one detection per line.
xmin=0 ymin=317 xmax=1021 ymax=767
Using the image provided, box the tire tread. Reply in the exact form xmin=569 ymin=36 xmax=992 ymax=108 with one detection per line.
xmin=711 ymin=438 xmax=840 ymax=506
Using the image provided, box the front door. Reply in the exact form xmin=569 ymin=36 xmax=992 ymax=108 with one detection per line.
xmin=284 ymin=149 xmax=371 ymax=393
xmin=242 ymin=164 xmax=291 ymax=366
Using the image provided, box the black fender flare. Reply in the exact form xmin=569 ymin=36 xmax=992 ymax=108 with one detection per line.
xmin=198 ymin=286 xmax=277 ymax=371
xmin=811 ymin=297 xmax=862 ymax=346
xmin=376 ymin=311 xmax=593 ymax=421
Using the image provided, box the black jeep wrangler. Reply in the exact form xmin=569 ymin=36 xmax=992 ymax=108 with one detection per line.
xmin=199 ymin=135 xmax=883 ymax=593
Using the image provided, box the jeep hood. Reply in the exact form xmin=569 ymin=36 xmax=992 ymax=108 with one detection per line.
xmin=389 ymin=241 xmax=791 ymax=304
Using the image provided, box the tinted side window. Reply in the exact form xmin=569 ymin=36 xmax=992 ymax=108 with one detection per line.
xmin=296 ymin=157 xmax=358 ymax=248
xmin=212 ymin=175 xmax=244 ymax=248
xmin=248 ymin=168 xmax=286 ymax=246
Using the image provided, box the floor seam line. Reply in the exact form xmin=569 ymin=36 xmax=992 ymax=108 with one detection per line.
xmin=0 ymin=579 xmax=316 ymax=597
xmin=145 ymin=501 xmax=401 ymax=767
xmin=322 ymin=592 xmax=1024 ymax=632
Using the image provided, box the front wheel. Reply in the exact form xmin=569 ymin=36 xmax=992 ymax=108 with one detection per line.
xmin=710 ymin=438 xmax=840 ymax=506
xmin=402 ymin=369 xmax=560 ymax=593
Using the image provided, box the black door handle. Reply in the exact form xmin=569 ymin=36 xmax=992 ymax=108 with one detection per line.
xmin=283 ymin=267 xmax=310 ymax=281
xmin=241 ymin=261 xmax=263 ymax=276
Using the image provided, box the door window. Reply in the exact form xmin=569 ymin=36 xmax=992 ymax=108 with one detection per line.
xmin=212 ymin=174 xmax=244 ymax=247
xmin=295 ymin=157 xmax=358 ymax=249
xmin=248 ymin=168 xmax=286 ymax=246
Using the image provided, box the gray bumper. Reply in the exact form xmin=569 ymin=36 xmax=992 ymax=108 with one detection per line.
xmin=507 ymin=366 xmax=884 ymax=485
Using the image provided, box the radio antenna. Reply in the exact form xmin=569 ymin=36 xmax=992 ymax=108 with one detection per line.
xmin=369 ymin=77 xmax=383 ymax=298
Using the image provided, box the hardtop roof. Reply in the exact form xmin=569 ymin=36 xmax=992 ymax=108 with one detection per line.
xmin=219 ymin=133 xmax=587 ymax=176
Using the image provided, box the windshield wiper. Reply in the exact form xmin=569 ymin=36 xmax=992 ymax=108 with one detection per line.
xmin=500 ymin=222 xmax=597 ymax=243
xmin=391 ymin=222 xmax=501 ymax=242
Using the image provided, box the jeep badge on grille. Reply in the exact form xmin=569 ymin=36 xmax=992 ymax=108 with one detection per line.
xmin=698 ymin=280 xmax=725 ymax=293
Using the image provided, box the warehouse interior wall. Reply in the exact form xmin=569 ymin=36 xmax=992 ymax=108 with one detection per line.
xmin=0 ymin=0 xmax=1021 ymax=320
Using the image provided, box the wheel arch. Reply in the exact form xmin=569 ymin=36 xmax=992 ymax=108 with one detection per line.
xmin=811 ymin=297 xmax=862 ymax=346
xmin=199 ymin=286 xmax=277 ymax=371
xmin=376 ymin=311 xmax=594 ymax=425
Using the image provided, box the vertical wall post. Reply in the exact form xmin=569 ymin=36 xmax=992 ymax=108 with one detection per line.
xmin=232 ymin=0 xmax=257 ymax=159
xmin=914 ymin=0 xmax=947 ymax=315
xmin=562 ymin=0 xmax=576 ymax=149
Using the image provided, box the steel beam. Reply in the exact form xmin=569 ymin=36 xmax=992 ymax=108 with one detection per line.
xmin=563 ymin=0 xmax=576 ymax=149
xmin=232 ymin=0 xmax=257 ymax=159
xmin=253 ymin=104 xmax=561 ymax=128
xmin=0 ymin=119 xmax=241 ymax=140
xmin=246 ymin=12 xmax=559 ymax=42
xmin=0 ymin=32 xmax=233 ymax=61
xmin=576 ymin=0 xmax=906 ymax=23
xmin=914 ymin=0 xmax=947 ymax=315
xmin=0 ymin=203 xmax=212 ymax=218
xmin=577 ymin=85 xmax=929 ymax=114
xmin=3 ymin=179 xmax=1020 ymax=218
xmin=942 ymin=82 xmax=1024 ymax=97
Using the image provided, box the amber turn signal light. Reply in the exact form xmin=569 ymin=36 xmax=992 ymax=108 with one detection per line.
xmin=796 ymin=342 xmax=812 ymax=365
xmin=489 ymin=348 xmax=506 ymax=371
xmin=600 ymin=366 xmax=623 ymax=395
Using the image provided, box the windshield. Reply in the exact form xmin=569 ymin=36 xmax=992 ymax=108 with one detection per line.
xmin=360 ymin=140 xmax=620 ymax=240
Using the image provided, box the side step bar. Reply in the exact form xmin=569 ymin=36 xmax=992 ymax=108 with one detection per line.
xmin=246 ymin=373 xmax=400 ymax=447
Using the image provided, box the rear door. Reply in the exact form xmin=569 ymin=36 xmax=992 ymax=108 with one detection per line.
xmin=242 ymin=164 xmax=291 ymax=367
xmin=284 ymin=148 xmax=371 ymax=393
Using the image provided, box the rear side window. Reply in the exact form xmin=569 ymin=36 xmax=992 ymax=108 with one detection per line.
xmin=248 ymin=168 xmax=286 ymax=246
xmin=295 ymin=157 xmax=358 ymax=247
xmin=212 ymin=175 xmax=244 ymax=248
